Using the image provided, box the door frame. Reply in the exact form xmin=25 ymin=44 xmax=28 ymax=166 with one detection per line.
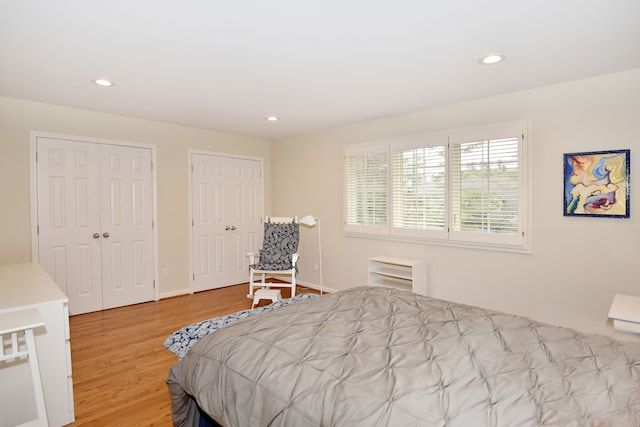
xmin=29 ymin=131 xmax=160 ymax=303
xmin=187 ymin=149 xmax=264 ymax=294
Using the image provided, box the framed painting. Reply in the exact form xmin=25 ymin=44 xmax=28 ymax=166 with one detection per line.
xmin=564 ymin=149 xmax=630 ymax=218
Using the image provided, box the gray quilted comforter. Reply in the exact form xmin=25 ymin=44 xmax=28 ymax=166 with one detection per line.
xmin=167 ymin=286 xmax=640 ymax=426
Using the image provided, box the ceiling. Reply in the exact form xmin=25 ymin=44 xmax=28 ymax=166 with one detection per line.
xmin=1 ymin=1 xmax=639 ymax=140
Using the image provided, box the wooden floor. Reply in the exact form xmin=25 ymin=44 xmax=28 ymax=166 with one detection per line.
xmin=67 ymin=283 xmax=313 ymax=426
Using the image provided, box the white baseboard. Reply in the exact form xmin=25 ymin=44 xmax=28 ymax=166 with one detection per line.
xmin=296 ymin=279 xmax=336 ymax=294
xmin=159 ymin=289 xmax=191 ymax=300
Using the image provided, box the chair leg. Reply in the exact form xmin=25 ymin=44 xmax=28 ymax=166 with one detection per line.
xmin=248 ymin=269 xmax=256 ymax=298
xmin=291 ymin=273 xmax=296 ymax=297
xmin=248 ymin=270 xmax=270 ymax=298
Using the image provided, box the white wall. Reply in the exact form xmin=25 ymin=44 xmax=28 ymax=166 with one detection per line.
xmin=0 ymin=96 xmax=271 ymax=296
xmin=1 ymin=70 xmax=638 ymax=342
xmin=272 ymin=69 xmax=640 ymax=342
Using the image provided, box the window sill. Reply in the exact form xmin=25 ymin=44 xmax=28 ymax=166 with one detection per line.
xmin=344 ymin=231 xmax=532 ymax=254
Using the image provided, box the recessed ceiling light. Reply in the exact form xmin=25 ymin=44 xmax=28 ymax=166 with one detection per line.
xmin=480 ymin=54 xmax=505 ymax=65
xmin=92 ymin=78 xmax=115 ymax=87
xmin=265 ymin=116 xmax=279 ymax=122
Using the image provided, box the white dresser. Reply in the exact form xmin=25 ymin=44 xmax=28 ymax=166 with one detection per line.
xmin=0 ymin=263 xmax=74 ymax=427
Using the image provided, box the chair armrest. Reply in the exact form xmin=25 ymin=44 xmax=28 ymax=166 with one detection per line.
xmin=291 ymin=253 xmax=300 ymax=266
xmin=247 ymin=253 xmax=257 ymax=263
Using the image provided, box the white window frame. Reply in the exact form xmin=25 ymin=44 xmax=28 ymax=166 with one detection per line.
xmin=343 ymin=120 xmax=532 ymax=253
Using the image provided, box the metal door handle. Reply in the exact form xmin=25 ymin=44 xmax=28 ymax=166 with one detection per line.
xmin=103 ymin=232 xmax=110 ymax=238
xmin=225 ymin=226 xmax=230 ymax=231
xmin=230 ymin=226 xmax=236 ymax=231
xmin=93 ymin=233 xmax=100 ymax=239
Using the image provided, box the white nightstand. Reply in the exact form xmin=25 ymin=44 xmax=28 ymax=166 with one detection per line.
xmin=608 ymin=294 xmax=640 ymax=333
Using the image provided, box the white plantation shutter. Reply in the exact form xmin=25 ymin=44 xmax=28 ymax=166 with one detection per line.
xmin=450 ymin=128 xmax=524 ymax=246
xmin=392 ymin=143 xmax=447 ymax=239
xmin=344 ymin=120 xmax=530 ymax=251
xmin=344 ymin=147 xmax=388 ymax=233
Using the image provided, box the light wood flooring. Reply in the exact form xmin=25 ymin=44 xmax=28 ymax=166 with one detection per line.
xmin=67 ymin=283 xmax=314 ymax=426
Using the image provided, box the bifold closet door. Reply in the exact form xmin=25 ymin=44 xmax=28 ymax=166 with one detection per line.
xmin=191 ymin=153 xmax=262 ymax=292
xmin=99 ymin=144 xmax=154 ymax=310
xmin=37 ymin=138 xmax=103 ymax=314
xmin=36 ymin=137 xmax=154 ymax=315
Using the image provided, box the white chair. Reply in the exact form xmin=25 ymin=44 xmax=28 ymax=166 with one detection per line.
xmin=247 ymin=217 xmax=300 ymax=299
xmin=0 ymin=309 xmax=48 ymax=427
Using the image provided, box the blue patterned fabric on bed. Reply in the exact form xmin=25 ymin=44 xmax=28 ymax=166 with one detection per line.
xmin=163 ymin=293 xmax=318 ymax=358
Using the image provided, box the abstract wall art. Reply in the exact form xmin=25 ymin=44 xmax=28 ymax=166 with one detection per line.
xmin=564 ymin=149 xmax=630 ymax=218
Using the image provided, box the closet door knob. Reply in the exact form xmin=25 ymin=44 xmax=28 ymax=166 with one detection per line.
xmin=103 ymin=232 xmax=110 ymax=238
xmin=93 ymin=233 xmax=100 ymax=239
xmin=230 ymin=226 xmax=236 ymax=231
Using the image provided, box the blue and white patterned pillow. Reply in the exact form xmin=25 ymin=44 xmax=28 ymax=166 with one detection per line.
xmin=250 ymin=220 xmax=300 ymax=271
xmin=163 ymin=293 xmax=318 ymax=358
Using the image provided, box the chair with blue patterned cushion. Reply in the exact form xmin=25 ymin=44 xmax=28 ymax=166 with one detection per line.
xmin=247 ymin=217 xmax=300 ymax=299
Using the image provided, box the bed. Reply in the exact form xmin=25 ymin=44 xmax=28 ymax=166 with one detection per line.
xmin=166 ymin=286 xmax=640 ymax=426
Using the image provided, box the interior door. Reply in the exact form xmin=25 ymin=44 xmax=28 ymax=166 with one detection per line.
xmin=36 ymin=138 xmax=103 ymax=314
xmin=36 ymin=136 xmax=155 ymax=315
xmin=100 ymin=144 xmax=155 ymax=310
xmin=191 ymin=153 xmax=262 ymax=292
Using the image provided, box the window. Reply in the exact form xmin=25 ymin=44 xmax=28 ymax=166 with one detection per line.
xmin=344 ymin=121 xmax=531 ymax=252
xmin=391 ymin=135 xmax=448 ymax=240
xmin=345 ymin=145 xmax=388 ymax=234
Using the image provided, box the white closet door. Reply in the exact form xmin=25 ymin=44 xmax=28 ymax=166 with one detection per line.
xmin=227 ymin=156 xmax=262 ymax=285
xmin=100 ymin=144 xmax=155 ymax=310
xmin=191 ymin=153 xmax=262 ymax=292
xmin=36 ymin=138 xmax=103 ymax=315
xmin=36 ymin=137 xmax=155 ymax=315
